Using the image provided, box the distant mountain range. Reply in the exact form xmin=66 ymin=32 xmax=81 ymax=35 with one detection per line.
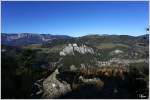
xmin=1 ymin=33 xmax=149 ymax=46
xmin=1 ymin=33 xmax=71 ymax=46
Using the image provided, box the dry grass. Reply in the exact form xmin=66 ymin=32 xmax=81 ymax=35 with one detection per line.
xmin=23 ymin=44 xmax=41 ymax=49
xmin=95 ymin=43 xmax=129 ymax=49
xmin=23 ymin=44 xmax=66 ymax=54
xmin=79 ymin=66 xmax=127 ymax=79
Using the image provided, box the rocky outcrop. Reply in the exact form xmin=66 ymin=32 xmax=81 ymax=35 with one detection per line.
xmin=70 ymin=64 xmax=77 ymax=72
xmin=59 ymin=43 xmax=94 ymax=56
xmin=110 ymin=49 xmax=124 ymax=55
xmin=78 ymin=76 xmax=104 ymax=89
xmin=97 ymin=58 xmax=148 ymax=67
xmin=42 ymin=69 xmax=71 ymax=98
xmin=79 ymin=76 xmax=101 ymax=83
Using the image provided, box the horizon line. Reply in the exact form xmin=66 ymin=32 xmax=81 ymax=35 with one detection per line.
xmin=1 ymin=32 xmax=149 ymax=37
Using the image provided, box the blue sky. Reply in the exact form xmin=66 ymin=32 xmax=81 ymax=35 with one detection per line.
xmin=1 ymin=1 xmax=149 ymax=37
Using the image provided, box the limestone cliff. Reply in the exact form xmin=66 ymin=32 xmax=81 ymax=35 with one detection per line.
xmin=59 ymin=43 xmax=94 ymax=56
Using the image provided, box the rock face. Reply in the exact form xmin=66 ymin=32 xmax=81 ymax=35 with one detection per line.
xmin=42 ymin=69 xmax=71 ymax=98
xmin=59 ymin=43 xmax=94 ymax=56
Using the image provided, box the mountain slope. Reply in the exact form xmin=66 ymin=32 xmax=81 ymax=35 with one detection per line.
xmin=1 ymin=33 xmax=71 ymax=46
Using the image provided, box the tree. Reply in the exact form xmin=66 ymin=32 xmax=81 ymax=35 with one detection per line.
xmin=16 ymin=49 xmax=35 ymax=98
xmin=146 ymin=28 xmax=149 ymax=32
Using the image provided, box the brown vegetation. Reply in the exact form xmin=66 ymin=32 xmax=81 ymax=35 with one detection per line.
xmin=79 ymin=66 xmax=127 ymax=79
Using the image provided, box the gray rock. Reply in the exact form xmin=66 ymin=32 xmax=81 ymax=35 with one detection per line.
xmin=70 ymin=64 xmax=77 ymax=72
xmin=79 ymin=76 xmax=101 ymax=83
xmin=110 ymin=49 xmax=123 ymax=55
xmin=59 ymin=43 xmax=94 ymax=56
xmin=42 ymin=69 xmax=71 ymax=98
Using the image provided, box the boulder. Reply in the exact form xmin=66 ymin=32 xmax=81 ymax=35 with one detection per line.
xmin=70 ymin=64 xmax=77 ymax=72
xmin=42 ymin=69 xmax=71 ymax=98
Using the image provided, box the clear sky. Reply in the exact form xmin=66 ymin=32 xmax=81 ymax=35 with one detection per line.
xmin=1 ymin=1 xmax=149 ymax=37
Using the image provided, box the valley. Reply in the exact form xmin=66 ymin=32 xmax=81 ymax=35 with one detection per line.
xmin=1 ymin=33 xmax=149 ymax=99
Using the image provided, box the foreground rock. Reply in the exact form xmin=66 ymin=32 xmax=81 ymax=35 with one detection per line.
xmin=42 ymin=69 xmax=71 ymax=98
